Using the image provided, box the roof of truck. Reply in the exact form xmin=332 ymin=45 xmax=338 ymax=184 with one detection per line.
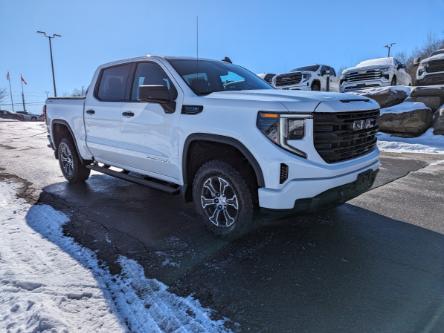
xmin=99 ymin=55 xmax=226 ymax=68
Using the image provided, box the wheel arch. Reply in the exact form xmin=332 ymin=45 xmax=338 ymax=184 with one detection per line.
xmin=182 ymin=133 xmax=265 ymax=201
xmin=51 ymin=119 xmax=82 ymax=161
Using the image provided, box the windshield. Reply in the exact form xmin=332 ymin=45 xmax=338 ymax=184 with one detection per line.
xmin=356 ymin=57 xmax=393 ymax=68
xmin=431 ymin=50 xmax=444 ymax=57
xmin=167 ymin=59 xmax=272 ymax=95
xmin=291 ymin=65 xmax=320 ymax=72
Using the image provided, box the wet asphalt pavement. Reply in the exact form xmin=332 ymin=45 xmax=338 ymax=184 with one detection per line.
xmin=1 ymin=121 xmax=444 ymax=332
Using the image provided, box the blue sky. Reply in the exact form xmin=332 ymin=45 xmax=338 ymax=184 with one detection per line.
xmin=1 ymin=0 xmax=443 ymax=114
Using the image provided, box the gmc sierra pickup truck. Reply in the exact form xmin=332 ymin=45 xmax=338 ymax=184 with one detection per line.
xmin=45 ymin=55 xmax=380 ymax=238
xmin=272 ymin=64 xmax=339 ymax=92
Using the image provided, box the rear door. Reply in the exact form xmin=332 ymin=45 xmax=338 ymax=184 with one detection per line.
xmin=84 ymin=63 xmax=133 ymax=165
xmin=119 ymin=61 xmax=182 ymax=182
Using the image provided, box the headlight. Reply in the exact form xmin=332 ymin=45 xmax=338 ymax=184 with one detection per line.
xmin=302 ymin=73 xmax=311 ymax=81
xmin=257 ymin=112 xmax=308 ymax=158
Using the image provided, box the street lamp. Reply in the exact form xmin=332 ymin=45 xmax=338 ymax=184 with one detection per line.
xmin=37 ymin=31 xmax=61 ymax=97
xmin=384 ymin=43 xmax=396 ymax=57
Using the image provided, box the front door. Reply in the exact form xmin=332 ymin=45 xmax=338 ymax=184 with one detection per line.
xmin=119 ymin=61 xmax=182 ymax=183
xmin=84 ymin=63 xmax=132 ymax=166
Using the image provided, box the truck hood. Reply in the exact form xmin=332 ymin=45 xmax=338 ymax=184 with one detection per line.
xmin=342 ymin=64 xmax=390 ymax=75
xmin=204 ymin=89 xmax=379 ymax=113
xmin=421 ymin=53 xmax=444 ymax=64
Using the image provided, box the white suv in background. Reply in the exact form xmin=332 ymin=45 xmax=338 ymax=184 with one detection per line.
xmin=340 ymin=57 xmax=412 ymax=92
xmin=272 ymin=65 xmax=340 ymax=92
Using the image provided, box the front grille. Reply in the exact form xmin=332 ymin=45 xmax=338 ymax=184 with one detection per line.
xmin=313 ymin=110 xmax=379 ymax=163
xmin=274 ymin=72 xmax=302 ymax=87
xmin=426 ymin=60 xmax=444 ymax=73
xmin=343 ymin=70 xmax=382 ymax=83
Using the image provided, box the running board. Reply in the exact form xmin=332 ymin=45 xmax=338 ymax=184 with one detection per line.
xmin=87 ymin=164 xmax=180 ymax=194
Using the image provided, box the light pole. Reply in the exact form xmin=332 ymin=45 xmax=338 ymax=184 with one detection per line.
xmin=384 ymin=43 xmax=396 ymax=57
xmin=37 ymin=31 xmax=61 ymax=97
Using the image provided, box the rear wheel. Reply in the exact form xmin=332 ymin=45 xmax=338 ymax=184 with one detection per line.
xmin=58 ymin=137 xmax=90 ymax=183
xmin=192 ymin=160 xmax=254 ymax=239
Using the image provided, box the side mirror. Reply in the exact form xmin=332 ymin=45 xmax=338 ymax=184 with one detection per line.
xmin=138 ymin=85 xmax=177 ymax=113
xmin=413 ymin=57 xmax=421 ymax=66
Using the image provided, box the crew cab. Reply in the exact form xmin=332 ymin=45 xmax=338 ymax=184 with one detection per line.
xmin=272 ymin=65 xmax=340 ymax=92
xmin=45 ymin=55 xmax=380 ymax=238
xmin=340 ymin=57 xmax=412 ymax=92
xmin=415 ymin=49 xmax=444 ymax=85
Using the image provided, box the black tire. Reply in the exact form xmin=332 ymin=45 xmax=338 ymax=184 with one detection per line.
xmin=311 ymin=81 xmax=321 ymax=91
xmin=192 ymin=160 xmax=254 ymax=239
xmin=391 ymin=76 xmax=397 ymax=86
xmin=57 ymin=137 xmax=90 ymax=183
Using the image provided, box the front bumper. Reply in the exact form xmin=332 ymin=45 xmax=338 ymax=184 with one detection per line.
xmin=275 ymin=82 xmax=311 ymax=90
xmin=340 ymin=79 xmax=390 ymax=92
xmin=258 ymin=159 xmax=379 ymax=210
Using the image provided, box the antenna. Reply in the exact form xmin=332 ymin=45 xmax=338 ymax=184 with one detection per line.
xmin=196 ymin=16 xmax=199 ymax=80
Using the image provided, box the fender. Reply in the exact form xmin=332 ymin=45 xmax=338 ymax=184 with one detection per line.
xmin=182 ymin=133 xmax=265 ymax=188
xmin=51 ymin=119 xmax=84 ymax=161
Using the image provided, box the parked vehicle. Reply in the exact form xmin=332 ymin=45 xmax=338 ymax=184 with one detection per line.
xmin=415 ymin=49 xmax=444 ymax=85
xmin=272 ymin=65 xmax=340 ymax=92
xmin=257 ymin=73 xmax=276 ymax=84
xmin=0 ymin=110 xmax=18 ymax=120
xmin=15 ymin=111 xmax=40 ymax=121
xmin=340 ymin=57 xmax=412 ymax=92
xmin=45 ymin=56 xmax=380 ymax=238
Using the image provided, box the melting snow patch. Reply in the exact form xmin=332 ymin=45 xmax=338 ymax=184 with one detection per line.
xmin=0 ymin=180 xmax=232 ymax=333
xmin=377 ymin=129 xmax=444 ymax=154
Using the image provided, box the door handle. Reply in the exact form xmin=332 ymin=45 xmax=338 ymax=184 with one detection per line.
xmin=86 ymin=109 xmax=95 ymax=115
xmin=122 ymin=111 xmax=135 ymax=117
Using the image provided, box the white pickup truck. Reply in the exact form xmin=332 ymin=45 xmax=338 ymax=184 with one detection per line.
xmin=45 ymin=55 xmax=380 ymax=238
xmin=340 ymin=57 xmax=412 ymax=92
xmin=272 ymin=65 xmax=340 ymax=92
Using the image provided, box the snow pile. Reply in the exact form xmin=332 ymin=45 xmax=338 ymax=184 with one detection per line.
xmin=350 ymin=85 xmax=412 ymax=98
xmin=0 ymin=180 xmax=231 ymax=333
xmin=380 ymin=101 xmax=429 ymax=114
xmin=378 ymin=129 xmax=444 ymax=154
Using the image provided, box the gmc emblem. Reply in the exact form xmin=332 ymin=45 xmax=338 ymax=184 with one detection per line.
xmin=352 ymin=118 xmax=375 ymax=131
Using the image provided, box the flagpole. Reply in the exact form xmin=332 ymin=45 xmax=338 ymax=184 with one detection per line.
xmin=7 ymin=73 xmax=15 ymax=112
xmin=20 ymin=76 xmax=26 ymax=112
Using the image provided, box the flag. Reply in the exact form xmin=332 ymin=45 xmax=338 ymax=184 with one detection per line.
xmin=20 ymin=74 xmax=27 ymax=85
xmin=6 ymin=71 xmax=10 ymax=81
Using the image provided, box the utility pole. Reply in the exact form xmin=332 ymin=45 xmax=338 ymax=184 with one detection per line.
xmin=384 ymin=43 xmax=396 ymax=57
xmin=20 ymin=74 xmax=27 ymax=112
xmin=6 ymin=71 xmax=14 ymax=112
xmin=37 ymin=31 xmax=61 ymax=97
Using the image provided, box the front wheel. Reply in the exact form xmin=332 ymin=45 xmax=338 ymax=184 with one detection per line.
xmin=57 ymin=137 xmax=90 ymax=183
xmin=391 ymin=76 xmax=397 ymax=86
xmin=192 ymin=160 xmax=254 ymax=239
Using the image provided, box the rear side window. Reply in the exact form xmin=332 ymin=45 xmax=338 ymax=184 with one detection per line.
xmin=96 ymin=64 xmax=132 ymax=101
xmin=131 ymin=62 xmax=177 ymax=101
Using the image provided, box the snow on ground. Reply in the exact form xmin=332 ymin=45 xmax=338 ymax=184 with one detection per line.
xmin=0 ymin=179 xmax=231 ymax=333
xmin=380 ymin=101 xmax=429 ymax=114
xmin=378 ymin=129 xmax=444 ymax=154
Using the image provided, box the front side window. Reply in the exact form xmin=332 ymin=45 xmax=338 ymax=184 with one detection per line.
xmin=97 ymin=64 xmax=132 ymax=101
xmin=131 ymin=62 xmax=177 ymax=101
xmin=167 ymin=59 xmax=271 ymax=95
